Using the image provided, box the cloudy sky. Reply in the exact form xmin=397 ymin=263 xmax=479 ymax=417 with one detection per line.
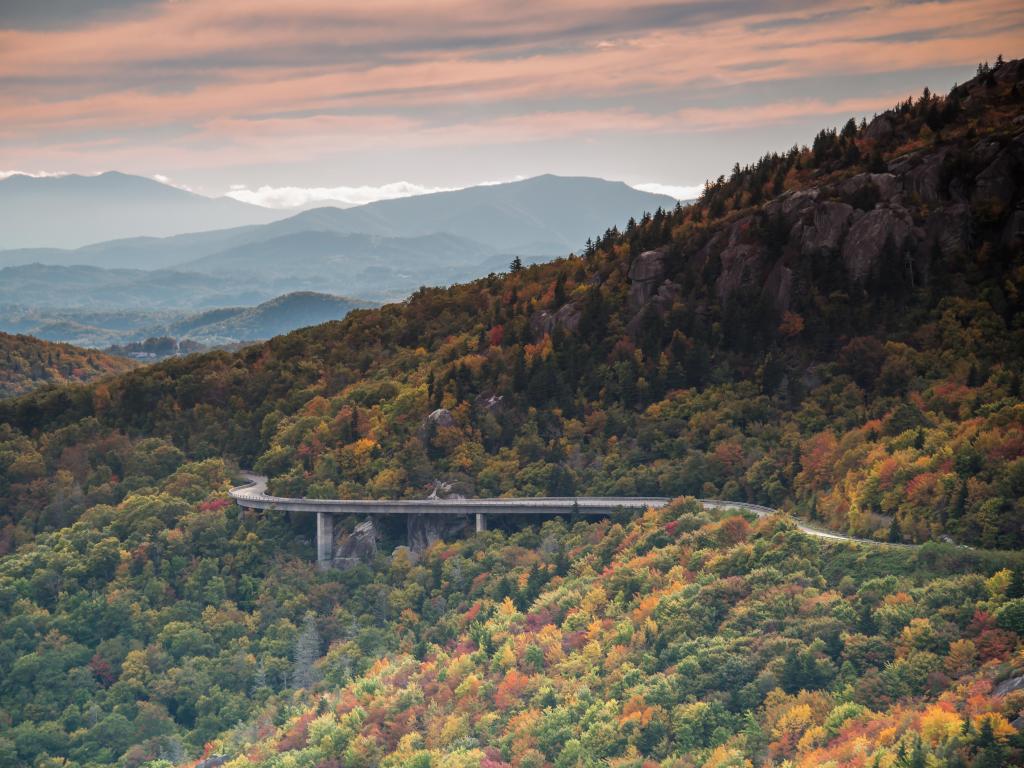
xmin=1 ymin=0 xmax=1019 ymax=207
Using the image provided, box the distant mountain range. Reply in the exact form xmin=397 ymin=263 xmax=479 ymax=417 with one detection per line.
xmin=0 ymin=174 xmax=675 ymax=347
xmin=0 ymin=171 xmax=289 ymax=249
xmin=149 ymin=292 xmax=377 ymax=345
xmin=0 ymin=292 xmax=377 ymax=349
xmin=0 ymin=174 xmax=675 ymax=270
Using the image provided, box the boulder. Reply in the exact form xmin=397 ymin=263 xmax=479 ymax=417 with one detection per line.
xmin=994 ymin=674 xmax=1024 ymax=698
xmin=971 ymin=137 xmax=1003 ymax=168
xmin=972 ymin=145 xmax=1020 ymax=214
xmin=627 ymin=250 xmax=667 ymax=309
xmin=715 ymin=243 xmax=766 ymax=302
xmin=841 ymin=206 xmax=913 ymax=282
xmin=928 ymin=203 xmax=972 ymax=261
xmin=553 ymin=302 xmax=582 ymax=333
xmin=629 ymin=249 xmax=667 ymax=281
xmin=839 ymin=172 xmax=901 ymax=205
xmin=474 ymin=392 xmax=504 ymax=412
xmin=532 ymin=302 xmax=583 ymax=335
xmin=799 ymin=201 xmax=854 ymax=256
xmin=333 ymin=519 xmax=378 ymax=569
xmin=872 ymin=173 xmax=901 ymax=202
xmin=902 ymin=152 xmax=948 ymax=204
xmin=530 ymin=310 xmax=554 ymax=336
xmin=764 ymin=189 xmax=819 ymax=228
xmin=407 ymin=514 xmax=468 ymax=553
xmin=886 ymin=151 xmax=921 ymax=176
xmin=428 ymin=478 xmax=466 ymax=500
xmin=864 ymin=114 xmax=894 ymax=143
xmin=425 ymin=408 xmax=454 ymax=428
xmin=652 ymin=280 xmax=682 ymax=312
xmin=627 ymin=280 xmax=682 ymax=337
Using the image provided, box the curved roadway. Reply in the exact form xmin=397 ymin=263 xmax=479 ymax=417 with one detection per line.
xmin=230 ymin=472 xmax=912 ymax=548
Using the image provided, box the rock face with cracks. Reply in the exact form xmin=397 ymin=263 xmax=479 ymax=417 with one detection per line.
xmin=841 ymin=206 xmax=914 ymax=283
xmin=332 ymin=519 xmax=379 ymax=569
xmin=627 ymin=250 xmax=668 ymax=309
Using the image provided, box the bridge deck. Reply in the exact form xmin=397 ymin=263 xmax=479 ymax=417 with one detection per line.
xmin=229 ymin=474 xmax=910 ymax=568
xmin=230 ymin=491 xmax=676 ymax=515
xmin=229 ymin=474 xmax=784 ymax=567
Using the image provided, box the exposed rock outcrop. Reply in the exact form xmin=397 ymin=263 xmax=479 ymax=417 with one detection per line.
xmin=716 ymin=243 xmax=766 ymax=302
xmin=333 ymin=519 xmax=379 ymax=569
xmin=764 ymin=188 xmax=819 ymax=228
xmin=531 ymin=302 xmax=582 ymax=335
xmin=761 ymin=259 xmax=793 ymax=314
xmin=971 ymin=137 xmax=1004 ymax=168
xmin=407 ymin=514 xmax=468 ymax=553
xmin=901 ymin=151 xmax=949 ymax=204
xmin=927 ymin=203 xmax=972 ymax=261
xmin=652 ymin=280 xmax=682 ymax=312
xmin=428 ymin=478 xmax=466 ymax=500
xmin=994 ymin=674 xmax=1024 ymax=698
xmin=797 ymin=200 xmax=854 ymax=256
xmin=863 ymin=114 xmax=895 ymax=142
xmin=972 ymin=139 xmax=1023 ymax=213
xmin=841 ymin=206 xmax=913 ymax=282
xmin=474 ymin=392 xmax=504 ymax=412
xmin=627 ymin=250 xmax=667 ymax=309
xmin=425 ymin=408 xmax=454 ymax=428
xmin=840 ymin=172 xmax=901 ymax=204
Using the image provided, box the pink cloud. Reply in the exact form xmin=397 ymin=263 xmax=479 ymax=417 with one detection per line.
xmin=1 ymin=0 xmax=1019 ymax=177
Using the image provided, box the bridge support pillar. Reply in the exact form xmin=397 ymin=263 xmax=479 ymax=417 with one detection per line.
xmin=475 ymin=513 xmax=487 ymax=533
xmin=317 ymin=512 xmax=333 ymax=569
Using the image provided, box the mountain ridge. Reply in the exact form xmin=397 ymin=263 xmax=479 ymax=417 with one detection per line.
xmin=0 ymin=174 xmax=676 ymax=271
xmin=0 ymin=291 xmax=378 ymax=349
xmin=1 ymin=56 xmax=1023 ymax=768
xmin=0 ymin=331 xmax=136 ymax=398
xmin=0 ymin=171 xmax=289 ymax=250
xmin=2 ymin=58 xmax=1022 ymax=548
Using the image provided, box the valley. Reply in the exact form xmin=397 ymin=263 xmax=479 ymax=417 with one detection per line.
xmin=0 ymin=5 xmax=1022 ymax=765
xmin=0 ymin=176 xmax=674 ymax=351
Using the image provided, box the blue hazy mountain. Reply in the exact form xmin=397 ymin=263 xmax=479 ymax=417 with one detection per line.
xmin=0 ymin=171 xmax=288 ymax=250
xmin=0 ymin=291 xmax=377 ymax=349
xmin=0 ymin=174 xmax=676 ymax=269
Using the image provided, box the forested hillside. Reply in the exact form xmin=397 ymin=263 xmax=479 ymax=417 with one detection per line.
xmin=0 ymin=460 xmax=1022 ymax=767
xmin=3 ymin=59 xmax=1022 ymax=547
xmin=0 ymin=59 xmax=1023 ymax=768
xmin=0 ymin=332 xmax=135 ymax=398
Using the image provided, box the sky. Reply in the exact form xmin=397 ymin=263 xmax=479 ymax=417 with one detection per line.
xmin=1 ymin=0 xmax=1019 ymax=208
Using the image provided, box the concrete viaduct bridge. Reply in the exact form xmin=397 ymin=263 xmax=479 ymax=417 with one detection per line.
xmin=229 ymin=473 xmax=890 ymax=568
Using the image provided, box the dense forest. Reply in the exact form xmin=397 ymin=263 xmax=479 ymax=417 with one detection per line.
xmin=0 ymin=332 xmax=135 ymax=399
xmin=3 ymin=59 xmax=1023 ymax=547
xmin=0 ymin=59 xmax=1023 ymax=768
xmin=1 ymin=459 xmax=1022 ymax=767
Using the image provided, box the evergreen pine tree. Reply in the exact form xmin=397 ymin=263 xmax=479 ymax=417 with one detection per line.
xmin=1008 ymin=569 xmax=1024 ymax=599
xmin=888 ymin=516 xmax=902 ymax=543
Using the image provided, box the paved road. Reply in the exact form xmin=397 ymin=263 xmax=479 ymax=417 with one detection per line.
xmin=230 ymin=472 xmax=915 ymax=548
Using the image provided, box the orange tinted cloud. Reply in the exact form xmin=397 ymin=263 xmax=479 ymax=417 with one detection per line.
xmin=1 ymin=0 xmax=1018 ymax=186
